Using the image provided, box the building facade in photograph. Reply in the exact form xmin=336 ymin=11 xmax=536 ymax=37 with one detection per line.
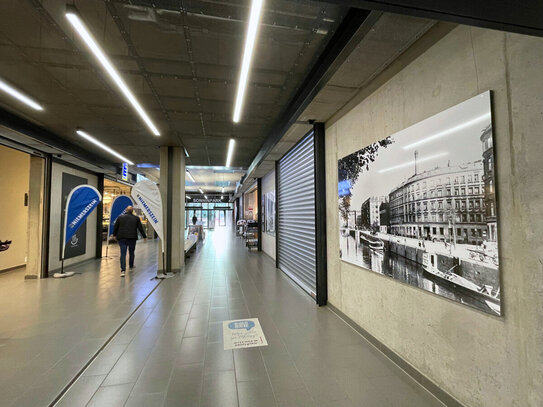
xmin=388 ymin=161 xmax=486 ymax=244
xmin=360 ymin=196 xmax=387 ymax=230
xmin=480 ymin=125 xmax=497 ymax=242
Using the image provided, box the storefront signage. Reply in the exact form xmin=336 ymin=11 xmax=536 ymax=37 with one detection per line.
xmin=122 ymin=162 xmax=128 ymax=181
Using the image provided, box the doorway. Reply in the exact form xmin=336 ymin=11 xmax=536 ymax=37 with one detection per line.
xmin=0 ymin=144 xmax=44 ymax=277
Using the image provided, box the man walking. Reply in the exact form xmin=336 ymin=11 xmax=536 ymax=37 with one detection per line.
xmin=112 ymin=206 xmax=147 ymax=277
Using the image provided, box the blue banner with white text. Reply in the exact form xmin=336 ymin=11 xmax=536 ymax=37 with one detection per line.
xmin=108 ymin=195 xmax=133 ymax=236
xmin=64 ymin=185 xmax=101 ymax=255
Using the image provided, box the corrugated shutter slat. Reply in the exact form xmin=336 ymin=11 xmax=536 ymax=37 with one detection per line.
xmin=277 ymin=132 xmax=316 ymax=296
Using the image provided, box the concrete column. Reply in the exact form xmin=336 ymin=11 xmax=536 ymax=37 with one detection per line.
xmin=25 ymin=156 xmax=44 ymax=279
xmin=159 ymin=146 xmax=185 ymax=273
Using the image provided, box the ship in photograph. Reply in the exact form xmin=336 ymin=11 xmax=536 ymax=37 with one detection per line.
xmin=338 ymin=91 xmax=502 ymax=315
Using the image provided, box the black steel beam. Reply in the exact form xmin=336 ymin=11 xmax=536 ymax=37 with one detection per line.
xmin=244 ymin=8 xmax=378 ymax=181
xmin=96 ymin=173 xmax=104 ymax=259
xmin=0 ymin=107 xmax=117 ymax=173
xmin=316 ymin=0 xmax=543 ymax=38
xmin=257 ymin=178 xmax=262 ymax=252
xmin=313 ymin=122 xmax=327 ymax=306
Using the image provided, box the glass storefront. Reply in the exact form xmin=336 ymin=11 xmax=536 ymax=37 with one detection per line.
xmin=185 ymin=202 xmax=233 ymax=230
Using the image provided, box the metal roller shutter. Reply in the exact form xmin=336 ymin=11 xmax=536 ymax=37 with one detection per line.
xmin=277 ymin=132 xmax=316 ymax=296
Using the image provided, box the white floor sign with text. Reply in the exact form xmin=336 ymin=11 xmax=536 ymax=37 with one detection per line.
xmin=222 ymin=318 xmax=268 ymax=350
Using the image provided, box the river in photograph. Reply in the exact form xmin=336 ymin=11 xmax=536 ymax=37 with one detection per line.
xmin=339 ymin=235 xmax=492 ymax=313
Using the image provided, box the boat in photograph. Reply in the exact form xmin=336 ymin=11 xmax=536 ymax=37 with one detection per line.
xmin=359 ymin=230 xmax=384 ymax=251
xmin=422 ymin=252 xmax=500 ymax=309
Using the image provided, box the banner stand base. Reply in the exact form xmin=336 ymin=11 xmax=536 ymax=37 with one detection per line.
xmin=54 ymin=271 xmax=75 ymax=278
xmin=151 ymin=273 xmax=174 ymax=281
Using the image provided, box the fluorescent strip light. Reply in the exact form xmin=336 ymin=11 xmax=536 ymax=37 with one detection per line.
xmin=378 ymin=152 xmax=448 ymax=174
xmin=232 ymin=0 xmax=264 ymax=123
xmin=76 ymin=130 xmax=134 ymax=165
xmin=225 ymin=139 xmax=235 ymax=167
xmin=0 ymin=79 xmax=43 ymax=111
xmin=186 ymin=171 xmax=195 ymax=182
xmin=186 ymin=195 xmax=192 ymax=199
xmin=403 ymin=113 xmax=491 ymax=150
xmin=65 ymin=7 xmax=160 ymax=136
xmin=221 ymin=195 xmax=224 ymax=199
xmin=221 ymin=187 xmax=225 ymax=193
xmin=205 ymin=195 xmax=208 ymax=199
xmin=199 ymin=189 xmax=204 ymax=194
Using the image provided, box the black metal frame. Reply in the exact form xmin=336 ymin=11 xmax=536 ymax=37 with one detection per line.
xmin=95 ymin=174 xmax=104 ymax=259
xmin=41 ymin=154 xmax=52 ymax=278
xmin=313 ymin=123 xmax=328 ymax=306
xmin=319 ymin=0 xmax=543 ymax=38
xmin=257 ymin=178 xmax=262 ymax=251
xmin=275 ymin=160 xmax=280 ymax=269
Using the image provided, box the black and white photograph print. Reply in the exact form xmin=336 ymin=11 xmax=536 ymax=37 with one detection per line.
xmin=338 ymin=91 xmax=501 ymax=315
xmin=265 ymin=192 xmax=275 ymax=235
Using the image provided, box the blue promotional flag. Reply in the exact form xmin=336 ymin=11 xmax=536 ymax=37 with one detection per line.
xmin=108 ymin=195 xmax=134 ymax=236
xmin=63 ymin=185 xmax=101 ymax=258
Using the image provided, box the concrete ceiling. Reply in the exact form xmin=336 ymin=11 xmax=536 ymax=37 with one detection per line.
xmin=0 ymin=0 xmax=347 ymax=167
xmin=186 ymin=166 xmax=245 ymax=193
xmin=248 ymin=12 xmax=437 ymax=182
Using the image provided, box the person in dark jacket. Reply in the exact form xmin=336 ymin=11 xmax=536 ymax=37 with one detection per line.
xmin=112 ymin=206 xmax=147 ymax=277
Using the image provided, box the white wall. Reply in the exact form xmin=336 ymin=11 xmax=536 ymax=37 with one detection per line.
xmin=261 ymin=169 xmax=276 ymax=260
xmin=48 ymin=162 xmax=98 ymax=271
xmin=0 ymin=145 xmax=29 ymax=271
xmin=325 ymin=26 xmax=543 ymax=407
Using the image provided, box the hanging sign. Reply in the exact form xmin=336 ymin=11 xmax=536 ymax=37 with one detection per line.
xmin=131 ymin=179 xmax=164 ymax=250
xmin=62 ymin=185 xmax=102 ymax=259
xmin=122 ymin=162 xmax=129 ymax=181
xmin=108 ymin=195 xmax=134 ymax=236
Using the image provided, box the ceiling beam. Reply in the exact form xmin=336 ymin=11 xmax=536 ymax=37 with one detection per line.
xmin=0 ymin=107 xmax=117 ymax=172
xmin=317 ymin=0 xmax=543 ymax=37
xmin=243 ymin=8 xmax=380 ymax=181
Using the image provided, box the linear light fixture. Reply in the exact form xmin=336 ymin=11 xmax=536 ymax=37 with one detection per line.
xmin=221 ymin=187 xmax=225 ymax=193
xmin=0 ymin=79 xmax=43 ymax=111
xmin=205 ymin=195 xmax=208 ymax=199
xmin=65 ymin=6 xmax=160 ymax=136
xmin=403 ymin=113 xmax=491 ymax=150
xmin=232 ymin=0 xmax=264 ymax=123
xmin=378 ymin=152 xmax=448 ymax=174
xmin=199 ymin=188 xmax=204 ymax=194
xmin=186 ymin=171 xmax=196 ymax=182
xmin=76 ymin=130 xmax=134 ymax=165
xmin=225 ymin=139 xmax=235 ymax=167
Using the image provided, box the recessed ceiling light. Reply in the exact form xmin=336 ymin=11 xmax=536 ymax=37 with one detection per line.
xmin=65 ymin=6 xmax=160 ymax=136
xmin=0 ymin=78 xmax=43 ymax=111
xmin=232 ymin=0 xmax=264 ymax=123
xmin=76 ymin=130 xmax=134 ymax=165
xmin=225 ymin=139 xmax=235 ymax=167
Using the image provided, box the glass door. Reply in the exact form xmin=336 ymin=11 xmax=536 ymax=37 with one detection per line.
xmin=218 ymin=210 xmax=226 ymax=226
xmin=208 ymin=210 xmax=215 ymax=230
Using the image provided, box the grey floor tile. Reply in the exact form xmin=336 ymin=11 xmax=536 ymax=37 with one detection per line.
xmin=83 ymin=344 xmax=127 ymax=377
xmin=163 ymin=363 xmax=203 ymax=407
xmin=87 ymin=383 xmax=133 ymax=407
xmin=238 ymin=378 xmax=277 ymax=407
xmin=201 ymin=370 xmax=238 ymax=407
xmin=124 ymin=392 xmax=166 ymax=407
xmin=204 ymin=341 xmax=234 ymax=373
xmin=184 ymin=317 xmax=208 ymax=337
xmin=176 ymin=336 xmax=206 ymax=365
xmin=233 ymin=348 xmax=269 ymax=382
xmin=55 ymin=374 xmax=105 ymax=407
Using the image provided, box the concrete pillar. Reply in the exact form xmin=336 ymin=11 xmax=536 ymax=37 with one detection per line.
xmin=25 ymin=156 xmax=44 ymax=279
xmin=159 ymin=146 xmax=185 ymax=273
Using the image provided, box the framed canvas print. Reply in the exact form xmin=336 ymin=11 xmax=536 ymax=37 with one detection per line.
xmin=338 ymin=91 xmax=501 ymax=315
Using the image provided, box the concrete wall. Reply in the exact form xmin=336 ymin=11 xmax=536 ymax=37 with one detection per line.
xmin=48 ymin=162 xmax=98 ymax=271
xmin=261 ymin=169 xmax=276 ymax=260
xmin=325 ymin=26 xmax=543 ymax=407
xmin=0 ymin=145 xmax=29 ymax=271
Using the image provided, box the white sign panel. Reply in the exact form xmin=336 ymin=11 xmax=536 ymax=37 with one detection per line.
xmin=131 ymin=179 xmax=164 ymax=251
xmin=222 ymin=318 xmax=268 ymax=350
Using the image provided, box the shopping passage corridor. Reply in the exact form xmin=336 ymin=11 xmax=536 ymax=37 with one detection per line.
xmin=50 ymin=227 xmax=443 ymax=407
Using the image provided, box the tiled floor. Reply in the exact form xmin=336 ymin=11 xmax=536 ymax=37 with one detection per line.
xmin=53 ymin=227 xmax=444 ymax=407
xmin=0 ymin=240 xmax=161 ymax=407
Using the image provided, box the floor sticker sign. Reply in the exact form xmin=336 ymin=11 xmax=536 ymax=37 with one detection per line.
xmin=223 ymin=318 xmax=268 ymax=350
